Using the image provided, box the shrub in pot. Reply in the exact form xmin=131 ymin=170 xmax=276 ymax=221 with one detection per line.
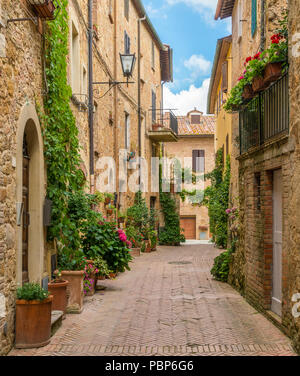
xmin=149 ymin=230 xmax=158 ymax=252
xmin=93 ymin=256 xmax=110 ymax=283
xmin=125 ymin=225 xmax=143 ymax=257
xmin=83 ymin=262 xmax=99 ymax=296
xmin=15 ymin=283 xmax=53 ymax=349
xmin=48 ymin=270 xmax=69 ymax=318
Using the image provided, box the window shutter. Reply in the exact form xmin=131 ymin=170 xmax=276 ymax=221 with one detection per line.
xmin=222 ymin=61 xmax=228 ymax=93
xmin=251 ymin=0 xmax=257 ymax=37
xmin=192 ymin=150 xmax=205 ymax=173
xmin=152 ymin=91 xmax=156 ymax=123
xmin=192 ymin=150 xmax=198 ymax=173
xmin=237 ymin=0 xmax=243 ymax=39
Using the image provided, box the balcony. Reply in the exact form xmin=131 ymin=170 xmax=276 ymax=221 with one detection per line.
xmin=147 ymin=110 xmax=178 ymax=143
xmin=239 ymin=73 xmax=289 ymax=155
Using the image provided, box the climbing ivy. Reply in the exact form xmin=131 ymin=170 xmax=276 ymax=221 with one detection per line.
xmin=203 ymin=149 xmax=230 ymax=249
xmin=159 ymin=192 xmax=185 ymax=246
xmin=43 ymin=1 xmax=85 ymax=258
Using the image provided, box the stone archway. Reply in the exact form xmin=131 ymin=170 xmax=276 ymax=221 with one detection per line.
xmin=15 ymin=103 xmax=45 ymax=286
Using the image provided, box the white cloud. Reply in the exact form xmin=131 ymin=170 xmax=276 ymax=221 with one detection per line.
xmin=166 ymin=0 xmax=218 ymax=23
xmin=164 ymin=78 xmax=211 ymax=116
xmin=184 ymin=54 xmax=211 ymax=76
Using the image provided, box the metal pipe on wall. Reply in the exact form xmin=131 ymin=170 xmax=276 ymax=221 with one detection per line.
xmin=260 ymin=0 xmax=266 ymax=52
xmin=88 ymin=0 xmax=94 ymax=192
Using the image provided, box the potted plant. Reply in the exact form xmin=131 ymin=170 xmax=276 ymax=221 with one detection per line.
xmin=15 ymin=283 xmax=53 ymax=349
xmin=94 ymin=256 xmax=110 ymax=283
xmin=118 ymin=211 xmax=126 ymax=224
xmin=126 ymin=226 xmax=142 ymax=257
xmin=152 ymin=123 xmax=162 ymax=131
xmin=83 ymin=262 xmax=99 ymax=296
xmin=107 ymin=203 xmax=116 ymax=216
xmin=58 ymin=249 xmax=87 ymax=314
xmin=149 ymin=230 xmax=158 ymax=252
xmin=264 ymin=32 xmax=288 ymax=84
xmin=48 ymin=270 xmax=69 ymax=319
xmin=104 ymin=193 xmax=114 ymax=205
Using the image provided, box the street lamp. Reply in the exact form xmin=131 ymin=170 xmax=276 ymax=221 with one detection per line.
xmin=120 ymin=53 xmax=136 ymax=80
xmin=93 ymin=53 xmax=136 ymax=93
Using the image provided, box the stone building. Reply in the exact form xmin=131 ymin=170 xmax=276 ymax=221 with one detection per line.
xmin=164 ymin=109 xmax=215 ymax=241
xmin=215 ymin=0 xmax=300 ymax=352
xmin=0 ymin=0 xmax=173 ymax=355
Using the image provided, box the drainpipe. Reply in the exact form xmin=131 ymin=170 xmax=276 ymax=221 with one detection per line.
xmin=88 ymin=0 xmax=94 ymax=193
xmin=138 ymin=15 xmax=146 ymax=190
xmin=260 ymin=0 xmax=266 ymax=52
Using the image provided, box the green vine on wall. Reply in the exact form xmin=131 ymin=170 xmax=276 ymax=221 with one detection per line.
xmin=43 ymin=0 xmax=85 ymax=257
xmin=203 ymin=149 xmax=230 ymax=249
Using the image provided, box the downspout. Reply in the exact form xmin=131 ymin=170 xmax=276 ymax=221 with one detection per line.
xmin=138 ymin=15 xmax=146 ymax=189
xmin=114 ymin=0 xmax=118 ymax=212
xmin=260 ymin=0 xmax=265 ymax=52
xmin=88 ymin=0 xmax=94 ymax=193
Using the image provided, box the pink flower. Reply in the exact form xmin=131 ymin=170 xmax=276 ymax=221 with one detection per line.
xmin=238 ymin=75 xmax=244 ymax=81
xmin=226 ymin=208 xmax=232 ymax=214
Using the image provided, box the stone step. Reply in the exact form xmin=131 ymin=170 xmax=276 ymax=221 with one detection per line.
xmin=51 ymin=310 xmax=63 ymax=336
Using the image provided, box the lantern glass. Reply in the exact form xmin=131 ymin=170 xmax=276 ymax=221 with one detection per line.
xmin=120 ymin=53 xmax=136 ymax=78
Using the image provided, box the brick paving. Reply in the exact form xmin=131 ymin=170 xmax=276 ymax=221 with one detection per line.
xmin=9 ymin=244 xmax=297 ymax=356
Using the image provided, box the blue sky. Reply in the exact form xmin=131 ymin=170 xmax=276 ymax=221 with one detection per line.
xmin=143 ymin=0 xmax=231 ymax=115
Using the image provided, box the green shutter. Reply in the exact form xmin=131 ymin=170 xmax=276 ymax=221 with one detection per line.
xmin=251 ymin=0 xmax=257 ymax=37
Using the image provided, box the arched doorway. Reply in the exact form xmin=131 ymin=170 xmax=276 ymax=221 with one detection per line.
xmin=16 ymin=104 xmax=45 ymax=286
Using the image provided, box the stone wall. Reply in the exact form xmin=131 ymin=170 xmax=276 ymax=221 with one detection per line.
xmin=286 ymin=0 xmax=300 ymax=354
xmin=228 ymin=0 xmax=300 ymax=353
xmin=0 ymin=0 xmax=46 ymax=355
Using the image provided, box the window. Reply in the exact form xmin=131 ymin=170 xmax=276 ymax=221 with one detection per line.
xmin=152 ymin=90 xmax=156 ymax=123
xmin=222 ymin=61 xmax=228 ymax=93
xmin=251 ymin=0 xmax=257 ymax=37
xmin=191 ymin=115 xmax=201 ymax=124
xmin=124 ymin=31 xmax=130 ymax=54
xmin=192 ymin=150 xmax=205 ymax=173
xmin=124 ymin=0 xmax=129 ymax=21
xmin=151 ymin=41 xmax=155 ymax=69
xmin=125 ymin=113 xmax=130 ymax=150
xmin=71 ymin=21 xmax=80 ymax=94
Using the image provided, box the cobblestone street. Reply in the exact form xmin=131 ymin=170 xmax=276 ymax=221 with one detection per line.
xmin=9 ymin=244 xmax=297 ymax=356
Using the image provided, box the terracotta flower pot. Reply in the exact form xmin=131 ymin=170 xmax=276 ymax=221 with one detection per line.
xmin=15 ymin=296 xmax=53 ymax=349
xmin=252 ymin=76 xmax=267 ymax=93
xmin=48 ymin=280 xmax=69 ymax=318
xmin=263 ymin=62 xmax=282 ymax=85
xmin=109 ymin=272 xmax=117 ymax=279
xmin=145 ymin=241 xmax=152 ymax=253
xmin=61 ymin=270 xmax=85 ymax=314
xmin=130 ymin=248 xmax=141 ymax=257
xmin=104 ymin=197 xmax=111 ymax=205
xmin=107 ymin=209 xmax=113 ymax=215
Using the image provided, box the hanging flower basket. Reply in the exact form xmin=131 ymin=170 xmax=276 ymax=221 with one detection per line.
xmin=252 ymin=76 xmax=268 ymax=93
xmin=28 ymin=0 xmax=56 ymax=20
xmin=263 ymin=62 xmax=282 ymax=85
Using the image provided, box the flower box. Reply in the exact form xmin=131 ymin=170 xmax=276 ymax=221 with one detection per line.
xmin=242 ymin=84 xmax=255 ymax=100
xmin=263 ymin=62 xmax=282 ymax=85
xmin=252 ymin=76 xmax=267 ymax=93
xmin=28 ymin=0 xmax=56 ymax=20
xmin=130 ymin=248 xmax=141 ymax=257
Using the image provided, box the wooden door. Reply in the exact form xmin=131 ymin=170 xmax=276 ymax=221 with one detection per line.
xmin=180 ymin=217 xmax=196 ymax=240
xmin=272 ymin=169 xmax=283 ymax=317
xmin=22 ymin=140 xmax=30 ymax=284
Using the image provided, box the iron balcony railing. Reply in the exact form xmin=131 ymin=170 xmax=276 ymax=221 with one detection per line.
xmin=150 ymin=109 xmax=178 ymax=135
xmin=239 ymin=73 xmax=289 ymax=155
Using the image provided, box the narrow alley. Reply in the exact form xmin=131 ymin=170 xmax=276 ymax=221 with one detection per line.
xmin=9 ymin=244 xmax=296 ymax=356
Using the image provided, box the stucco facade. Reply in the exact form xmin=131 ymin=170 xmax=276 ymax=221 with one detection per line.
xmin=164 ymin=110 xmax=215 ymax=241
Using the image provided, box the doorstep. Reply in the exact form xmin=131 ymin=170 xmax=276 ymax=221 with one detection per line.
xmin=51 ymin=310 xmax=63 ymax=336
